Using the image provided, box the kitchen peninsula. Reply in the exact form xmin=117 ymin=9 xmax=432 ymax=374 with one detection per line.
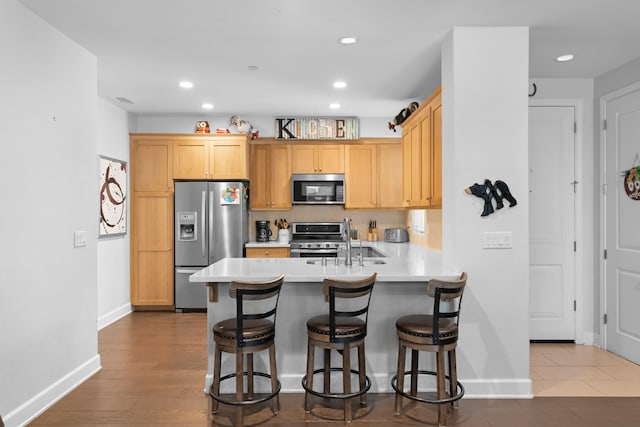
xmin=190 ymin=241 xmax=459 ymax=394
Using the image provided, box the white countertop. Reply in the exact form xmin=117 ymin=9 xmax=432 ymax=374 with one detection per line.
xmin=191 ymin=241 xmax=455 ymax=283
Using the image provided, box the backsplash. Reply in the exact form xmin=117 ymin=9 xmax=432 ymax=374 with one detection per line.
xmin=407 ymin=209 xmax=442 ymax=250
xmin=249 ymin=205 xmax=406 ymax=242
xmin=249 ymin=205 xmax=442 ymax=251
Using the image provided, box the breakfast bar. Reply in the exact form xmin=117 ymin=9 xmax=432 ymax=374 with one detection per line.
xmin=190 ymin=242 xmax=459 ymax=394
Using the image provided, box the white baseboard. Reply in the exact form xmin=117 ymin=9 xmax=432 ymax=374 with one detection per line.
xmin=203 ymin=372 xmax=533 ymax=398
xmin=4 ymin=355 xmax=101 ymax=427
xmin=581 ymin=332 xmax=597 ymax=346
xmin=97 ymin=303 xmax=132 ymax=331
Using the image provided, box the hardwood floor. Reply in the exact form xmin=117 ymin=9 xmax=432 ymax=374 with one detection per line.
xmin=31 ymin=312 xmax=640 ymax=426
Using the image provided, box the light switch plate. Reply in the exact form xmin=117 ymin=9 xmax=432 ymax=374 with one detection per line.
xmin=74 ymin=230 xmax=88 ymax=247
xmin=483 ymin=231 xmax=512 ymax=249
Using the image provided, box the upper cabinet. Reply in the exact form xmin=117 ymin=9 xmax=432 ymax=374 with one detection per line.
xmin=291 ymin=144 xmax=344 ymax=174
xmin=250 ymin=143 xmax=292 ymax=210
xmin=173 ymin=134 xmax=250 ymax=180
xmin=131 ymin=137 xmax=173 ymax=192
xmin=345 ymin=141 xmax=403 ymax=209
xmin=401 ymin=87 xmax=442 ymax=208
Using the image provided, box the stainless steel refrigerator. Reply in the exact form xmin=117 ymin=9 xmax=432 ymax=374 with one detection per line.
xmin=174 ymin=180 xmax=249 ymax=310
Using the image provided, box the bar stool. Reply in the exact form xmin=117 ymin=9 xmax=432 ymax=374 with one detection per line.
xmin=301 ymin=272 xmax=377 ymax=423
xmin=209 ymin=274 xmax=284 ymax=427
xmin=391 ymin=272 xmax=467 ymax=427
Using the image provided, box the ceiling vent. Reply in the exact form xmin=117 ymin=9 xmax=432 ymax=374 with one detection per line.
xmin=114 ymin=97 xmax=134 ymax=104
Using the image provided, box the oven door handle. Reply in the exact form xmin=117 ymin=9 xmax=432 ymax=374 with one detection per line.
xmin=294 ymin=249 xmax=339 ymax=257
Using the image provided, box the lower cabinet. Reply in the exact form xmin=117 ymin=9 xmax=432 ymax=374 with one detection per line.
xmin=245 ymin=247 xmax=290 ymax=258
xmin=130 ymin=193 xmax=174 ymax=306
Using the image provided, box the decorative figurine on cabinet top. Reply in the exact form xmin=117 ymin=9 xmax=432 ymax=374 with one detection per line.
xmin=229 ymin=115 xmax=259 ymax=139
xmin=388 ymin=101 xmax=419 ymax=132
xmin=195 ymin=120 xmax=210 ymax=134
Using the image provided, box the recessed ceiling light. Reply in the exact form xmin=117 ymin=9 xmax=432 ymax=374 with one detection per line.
xmin=333 ymin=81 xmax=347 ymax=89
xmin=339 ymin=37 xmax=357 ymax=45
xmin=202 ymin=103 xmax=214 ymax=110
xmin=178 ymin=81 xmax=194 ymax=89
xmin=329 ymin=103 xmax=341 ymax=109
xmin=555 ymin=54 xmax=574 ymax=62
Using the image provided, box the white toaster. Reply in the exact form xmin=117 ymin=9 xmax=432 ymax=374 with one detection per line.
xmin=384 ymin=228 xmax=409 ymax=243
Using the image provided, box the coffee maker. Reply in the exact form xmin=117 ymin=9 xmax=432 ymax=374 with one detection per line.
xmin=255 ymin=220 xmax=272 ymax=242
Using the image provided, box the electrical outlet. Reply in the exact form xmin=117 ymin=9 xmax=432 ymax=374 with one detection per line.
xmin=74 ymin=230 xmax=88 ymax=247
xmin=483 ymin=231 xmax=512 ymax=249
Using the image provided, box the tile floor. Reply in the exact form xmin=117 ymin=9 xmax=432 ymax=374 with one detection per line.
xmin=531 ymin=343 xmax=640 ymax=397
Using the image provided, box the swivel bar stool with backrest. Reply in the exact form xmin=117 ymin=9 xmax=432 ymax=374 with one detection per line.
xmin=391 ymin=272 xmax=467 ymax=427
xmin=209 ymin=274 xmax=285 ymax=427
xmin=302 ymin=272 xmax=377 ymax=423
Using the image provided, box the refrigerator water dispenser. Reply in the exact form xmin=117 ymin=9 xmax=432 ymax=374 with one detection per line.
xmin=177 ymin=212 xmax=197 ymax=241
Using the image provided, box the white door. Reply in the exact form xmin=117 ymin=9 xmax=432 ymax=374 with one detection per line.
xmin=604 ymin=88 xmax=640 ymax=365
xmin=529 ymin=106 xmax=576 ymax=340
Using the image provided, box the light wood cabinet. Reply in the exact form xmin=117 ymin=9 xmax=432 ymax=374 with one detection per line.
xmin=131 ymin=138 xmax=173 ymax=192
xmin=173 ymin=134 xmax=249 ymax=180
xmin=245 ymin=247 xmax=290 ymax=258
xmin=130 ymin=193 xmax=174 ymax=305
xmin=250 ymin=143 xmax=292 ymax=210
xmin=377 ymin=143 xmax=404 ymax=208
xmin=130 ymin=135 xmax=174 ymax=307
xmin=291 ymin=144 xmax=344 ymax=173
xmin=130 ymin=133 xmax=250 ymax=308
xmin=401 ymin=87 xmax=442 ymax=208
xmin=345 ymin=141 xmax=402 ymax=209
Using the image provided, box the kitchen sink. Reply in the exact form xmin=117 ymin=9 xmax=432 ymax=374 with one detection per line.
xmin=351 ymin=246 xmax=387 ymax=258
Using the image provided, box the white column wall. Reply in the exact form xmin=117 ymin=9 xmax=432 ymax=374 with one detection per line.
xmin=0 ymin=1 xmax=100 ymax=425
xmin=442 ymin=27 xmax=532 ymax=397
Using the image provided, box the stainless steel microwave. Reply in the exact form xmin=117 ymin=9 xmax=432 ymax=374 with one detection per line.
xmin=291 ymin=173 xmax=345 ymax=204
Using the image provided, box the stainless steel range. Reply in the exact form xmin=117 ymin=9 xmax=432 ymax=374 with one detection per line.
xmin=289 ymin=222 xmax=345 ymax=257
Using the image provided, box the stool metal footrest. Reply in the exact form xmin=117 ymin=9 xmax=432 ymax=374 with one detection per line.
xmin=391 ymin=370 xmax=464 ymax=405
xmin=302 ymin=367 xmax=371 ymax=400
xmin=209 ymin=371 xmax=281 ymax=407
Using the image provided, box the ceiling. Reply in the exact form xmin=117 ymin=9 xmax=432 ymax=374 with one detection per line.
xmin=18 ymin=0 xmax=640 ymax=119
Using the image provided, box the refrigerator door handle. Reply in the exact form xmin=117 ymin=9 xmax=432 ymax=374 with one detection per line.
xmin=176 ymin=268 xmax=200 ymax=274
xmin=201 ymin=190 xmax=206 ymax=257
xmin=209 ymin=190 xmax=214 ymax=262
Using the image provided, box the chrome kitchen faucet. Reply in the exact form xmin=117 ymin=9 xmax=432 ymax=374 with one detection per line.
xmin=343 ymin=217 xmax=353 ymax=266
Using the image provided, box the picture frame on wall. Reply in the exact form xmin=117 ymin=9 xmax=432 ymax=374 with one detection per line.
xmin=99 ymin=155 xmax=127 ymax=237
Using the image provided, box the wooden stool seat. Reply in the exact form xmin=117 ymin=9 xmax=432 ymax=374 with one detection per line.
xmin=209 ymin=274 xmax=284 ymax=427
xmin=391 ymin=272 xmax=467 ymax=427
xmin=302 ymin=273 xmax=377 ymax=423
xmin=213 ymin=318 xmax=274 ymax=344
xmin=306 ymin=315 xmax=367 ymax=341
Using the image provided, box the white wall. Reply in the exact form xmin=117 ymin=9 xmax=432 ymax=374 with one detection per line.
xmin=594 ymin=56 xmax=640 ymax=98
xmin=96 ymin=99 xmax=134 ymax=329
xmin=528 ymin=79 xmax=596 ymax=343
xmin=134 ymin=114 xmax=395 ymax=138
xmin=0 ymin=1 xmax=100 ymax=425
xmin=442 ymin=27 xmax=532 ymax=397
